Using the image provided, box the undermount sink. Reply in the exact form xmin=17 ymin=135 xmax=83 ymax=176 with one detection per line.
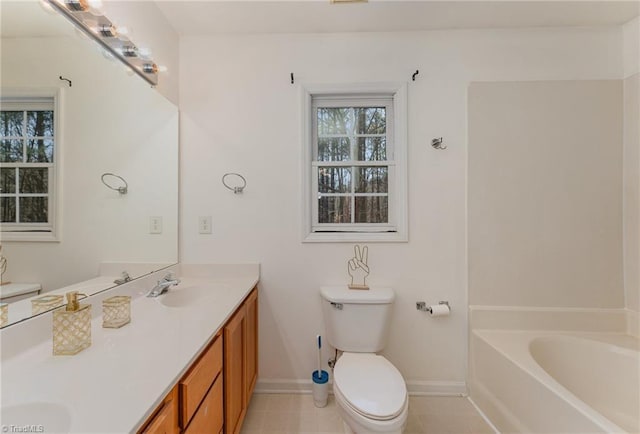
xmin=158 ymin=285 xmax=220 ymax=308
xmin=1 ymin=402 xmax=72 ymax=432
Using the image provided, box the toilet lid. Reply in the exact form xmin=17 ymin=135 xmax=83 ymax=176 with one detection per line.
xmin=334 ymin=353 xmax=407 ymax=421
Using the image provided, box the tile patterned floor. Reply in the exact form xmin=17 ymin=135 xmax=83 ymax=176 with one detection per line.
xmin=240 ymin=393 xmax=495 ymax=434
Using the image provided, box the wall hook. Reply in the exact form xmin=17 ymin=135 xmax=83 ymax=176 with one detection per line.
xmin=412 ymin=70 xmax=419 ymax=81
xmin=431 ymin=137 xmax=446 ymax=150
xmin=290 ymin=73 xmax=294 ymax=84
xmin=59 ymin=76 xmax=72 ymax=87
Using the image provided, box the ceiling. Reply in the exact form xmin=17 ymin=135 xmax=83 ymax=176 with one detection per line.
xmin=2 ymin=1 xmax=637 ymax=39
xmin=155 ymin=1 xmax=640 ymax=36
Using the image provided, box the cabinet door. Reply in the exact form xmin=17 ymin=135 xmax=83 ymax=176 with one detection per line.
xmin=224 ymin=305 xmax=246 ymax=434
xmin=244 ymin=288 xmax=258 ymax=404
xmin=180 ymin=334 xmax=223 ymax=428
xmin=141 ymin=391 xmax=178 ymax=434
xmin=184 ymin=375 xmax=223 ymax=434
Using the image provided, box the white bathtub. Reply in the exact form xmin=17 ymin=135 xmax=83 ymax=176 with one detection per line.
xmin=469 ymin=330 xmax=640 ymax=433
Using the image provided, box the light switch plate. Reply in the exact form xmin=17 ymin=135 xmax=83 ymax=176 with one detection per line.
xmin=149 ymin=216 xmax=162 ymax=234
xmin=199 ymin=216 xmax=212 ymax=234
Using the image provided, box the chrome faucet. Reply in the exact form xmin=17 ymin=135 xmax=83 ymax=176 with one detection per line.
xmin=147 ymin=273 xmax=180 ymax=297
xmin=114 ymin=271 xmax=132 ymax=285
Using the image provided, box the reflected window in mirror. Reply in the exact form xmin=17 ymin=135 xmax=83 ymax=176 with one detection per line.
xmin=1 ymin=91 xmax=60 ymax=241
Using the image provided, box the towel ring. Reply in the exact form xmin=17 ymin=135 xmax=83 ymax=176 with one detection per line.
xmin=222 ymin=173 xmax=246 ymax=194
xmin=101 ymin=173 xmax=128 ymax=194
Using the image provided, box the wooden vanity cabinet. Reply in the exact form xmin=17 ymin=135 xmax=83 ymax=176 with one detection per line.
xmin=139 ymin=387 xmax=179 ymax=434
xmin=180 ymin=332 xmax=224 ymax=431
xmin=138 ymin=287 xmax=258 ymax=434
xmin=244 ymin=288 xmax=258 ymax=401
xmin=224 ymin=287 xmax=258 ymax=434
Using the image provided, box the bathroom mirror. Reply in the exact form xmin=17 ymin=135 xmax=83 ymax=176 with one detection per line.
xmin=0 ymin=1 xmax=178 ymax=327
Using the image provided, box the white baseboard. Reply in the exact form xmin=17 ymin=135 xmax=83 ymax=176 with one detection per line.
xmin=254 ymin=379 xmax=316 ymax=394
xmin=255 ymin=379 xmax=467 ymax=396
xmin=626 ymin=308 xmax=639 ymax=337
xmin=406 ymin=380 xmax=467 ymax=396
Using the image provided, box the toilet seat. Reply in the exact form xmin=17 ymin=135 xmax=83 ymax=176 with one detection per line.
xmin=334 ymin=353 xmax=407 ymax=421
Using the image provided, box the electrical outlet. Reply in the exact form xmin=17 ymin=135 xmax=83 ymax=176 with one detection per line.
xmin=199 ymin=216 xmax=212 ymax=234
xmin=149 ymin=216 xmax=162 ymax=234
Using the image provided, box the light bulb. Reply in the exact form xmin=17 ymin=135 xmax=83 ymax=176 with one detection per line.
xmin=121 ymin=45 xmax=138 ymax=57
xmin=87 ymin=0 xmax=103 ymax=16
xmin=142 ymin=63 xmax=158 ymax=74
xmin=97 ymin=24 xmax=117 ymax=37
xmin=65 ymin=0 xmax=88 ymax=12
xmin=138 ymin=47 xmax=151 ymax=59
xmin=158 ymin=65 xmax=168 ymax=73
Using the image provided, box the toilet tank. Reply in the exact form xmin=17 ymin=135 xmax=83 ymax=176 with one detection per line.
xmin=320 ymin=286 xmax=395 ymax=353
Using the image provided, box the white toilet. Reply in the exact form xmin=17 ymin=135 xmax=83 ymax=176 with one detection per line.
xmin=320 ymin=286 xmax=408 ymax=434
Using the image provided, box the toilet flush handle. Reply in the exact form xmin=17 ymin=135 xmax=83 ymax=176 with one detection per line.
xmin=330 ymin=302 xmax=343 ymax=310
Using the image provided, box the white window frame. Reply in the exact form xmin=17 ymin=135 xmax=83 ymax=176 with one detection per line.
xmin=301 ymin=82 xmax=408 ymax=243
xmin=1 ymin=88 xmax=63 ymax=242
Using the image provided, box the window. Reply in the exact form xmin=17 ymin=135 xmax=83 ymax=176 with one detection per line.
xmin=302 ymin=83 xmax=407 ymax=242
xmin=1 ymin=91 xmax=60 ymax=241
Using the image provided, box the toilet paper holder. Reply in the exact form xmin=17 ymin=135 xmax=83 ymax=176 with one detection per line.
xmin=416 ymin=301 xmax=450 ymax=313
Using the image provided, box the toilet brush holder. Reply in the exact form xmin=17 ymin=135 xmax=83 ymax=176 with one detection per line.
xmin=312 ymin=370 xmax=329 ymax=408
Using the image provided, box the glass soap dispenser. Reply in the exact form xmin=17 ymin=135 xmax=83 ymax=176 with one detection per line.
xmin=53 ymin=291 xmax=92 ymax=355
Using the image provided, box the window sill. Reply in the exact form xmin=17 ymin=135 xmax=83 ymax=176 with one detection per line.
xmin=1 ymin=232 xmax=60 ymax=242
xmin=303 ymin=231 xmax=408 ymax=243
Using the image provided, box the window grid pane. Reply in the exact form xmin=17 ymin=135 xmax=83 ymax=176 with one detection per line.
xmin=318 ymin=196 xmax=351 ymax=224
xmin=1 ymin=139 xmax=24 ymax=162
xmin=1 ymin=168 xmax=16 ymax=194
xmin=0 ymin=197 xmax=16 ymax=223
xmin=318 ymin=167 xmax=351 ymax=193
xmin=355 ymin=196 xmax=388 ymax=223
xmin=19 ymin=196 xmax=48 ymax=223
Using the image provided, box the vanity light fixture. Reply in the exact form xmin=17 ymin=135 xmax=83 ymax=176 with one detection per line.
xmin=142 ymin=63 xmax=158 ymax=74
xmin=121 ymin=45 xmax=138 ymax=57
xmin=97 ymin=24 xmax=117 ymax=37
xmin=45 ymin=0 xmax=159 ymax=86
xmin=64 ymin=0 xmax=87 ymax=12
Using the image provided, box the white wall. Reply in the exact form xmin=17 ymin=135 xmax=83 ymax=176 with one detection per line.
xmin=179 ymin=27 xmax=622 ymax=390
xmin=623 ymin=17 xmax=640 ymax=312
xmin=468 ymin=80 xmax=623 ymax=308
xmin=1 ymin=36 xmax=178 ymax=292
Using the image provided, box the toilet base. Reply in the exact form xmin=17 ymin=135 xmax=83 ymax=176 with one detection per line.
xmin=334 ymin=384 xmax=408 ymax=434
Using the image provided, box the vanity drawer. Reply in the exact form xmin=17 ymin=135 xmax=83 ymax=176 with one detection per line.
xmin=139 ymin=387 xmax=178 ymax=434
xmin=183 ymin=374 xmax=223 ymax=434
xmin=179 ymin=333 xmax=223 ymax=427
xmin=142 ymin=399 xmax=176 ymax=434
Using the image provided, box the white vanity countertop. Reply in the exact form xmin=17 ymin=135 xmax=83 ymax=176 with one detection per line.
xmin=1 ymin=276 xmax=117 ymax=326
xmin=0 ymin=282 xmax=42 ymax=299
xmin=0 ymin=264 xmax=259 ymax=433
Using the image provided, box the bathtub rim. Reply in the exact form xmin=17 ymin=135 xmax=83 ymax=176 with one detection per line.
xmin=471 ymin=329 xmax=637 ymax=433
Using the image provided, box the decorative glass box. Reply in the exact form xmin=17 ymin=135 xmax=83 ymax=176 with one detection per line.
xmin=102 ymin=295 xmax=131 ymax=328
xmin=1 ymin=303 xmax=8 ymax=327
xmin=32 ymin=294 xmax=64 ymax=315
xmin=53 ymin=303 xmax=92 ymax=355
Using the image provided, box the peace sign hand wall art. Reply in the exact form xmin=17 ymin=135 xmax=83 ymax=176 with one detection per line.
xmin=347 ymin=245 xmax=370 ymax=290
